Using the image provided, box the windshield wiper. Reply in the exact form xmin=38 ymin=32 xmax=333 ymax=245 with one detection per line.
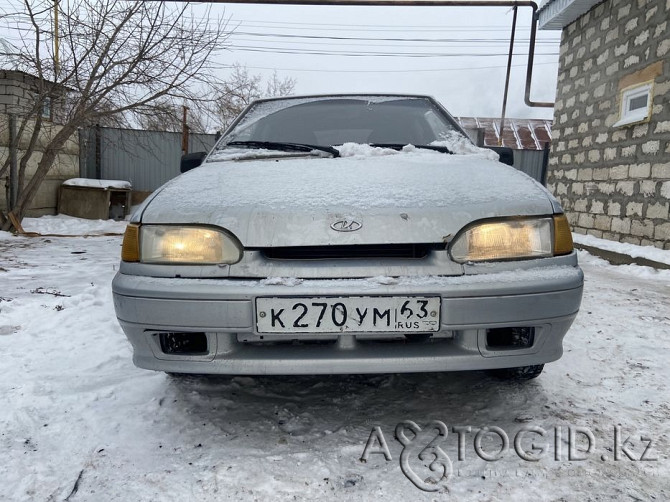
xmin=369 ymin=143 xmax=453 ymax=155
xmin=225 ymin=140 xmax=340 ymax=158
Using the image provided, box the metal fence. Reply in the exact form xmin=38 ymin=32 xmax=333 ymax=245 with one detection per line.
xmin=512 ymin=148 xmax=549 ymax=185
xmin=464 ymin=126 xmax=550 ymax=185
xmin=79 ymin=126 xmax=217 ymax=192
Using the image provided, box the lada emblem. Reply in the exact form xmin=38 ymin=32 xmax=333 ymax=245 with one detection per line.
xmin=330 ymin=219 xmax=363 ymax=232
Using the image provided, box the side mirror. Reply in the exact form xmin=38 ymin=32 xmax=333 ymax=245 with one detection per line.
xmin=180 ymin=151 xmax=207 ymax=173
xmin=487 ymin=146 xmax=514 ymax=166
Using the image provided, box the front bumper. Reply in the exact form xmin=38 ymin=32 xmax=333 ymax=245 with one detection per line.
xmin=112 ymin=261 xmax=584 ymax=375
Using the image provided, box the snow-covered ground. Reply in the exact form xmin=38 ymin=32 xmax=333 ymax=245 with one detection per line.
xmin=1 ymin=217 xmax=668 ymax=501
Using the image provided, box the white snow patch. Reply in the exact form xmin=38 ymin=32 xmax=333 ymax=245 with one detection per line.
xmin=431 ymin=130 xmax=500 ymax=161
xmin=261 ymin=277 xmax=305 ymax=287
xmin=574 ymin=233 xmax=670 ymax=265
xmin=335 ymin=143 xmax=400 ymax=157
xmin=21 ymin=215 xmax=128 ymax=235
xmin=62 ymin=178 xmax=131 ymax=190
xmin=207 ymin=148 xmax=317 ymax=162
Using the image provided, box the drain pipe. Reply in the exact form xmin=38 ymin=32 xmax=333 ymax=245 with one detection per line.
xmin=499 ymin=5 xmax=518 ymax=146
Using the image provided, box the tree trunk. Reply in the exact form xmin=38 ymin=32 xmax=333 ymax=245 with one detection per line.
xmin=1 ymin=124 xmax=78 ymax=232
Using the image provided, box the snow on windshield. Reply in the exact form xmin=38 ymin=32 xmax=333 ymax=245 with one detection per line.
xmin=209 ymin=95 xmax=430 ymax=158
xmin=335 ymin=143 xmax=400 ymax=157
xmin=431 ymin=131 xmax=500 ymax=161
xmin=230 ymin=95 xmax=418 ymax=135
xmin=207 ymin=148 xmax=312 ymax=162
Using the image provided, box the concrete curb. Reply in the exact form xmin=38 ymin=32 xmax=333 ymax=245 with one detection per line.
xmin=574 ymin=243 xmax=670 ymax=270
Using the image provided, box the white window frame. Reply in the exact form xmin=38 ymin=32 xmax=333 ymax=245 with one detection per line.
xmin=613 ymin=82 xmax=653 ymax=128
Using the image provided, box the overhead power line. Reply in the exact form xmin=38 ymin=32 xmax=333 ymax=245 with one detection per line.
xmin=233 ymin=60 xmax=558 ymax=73
xmin=230 ymin=30 xmax=558 ymax=44
xmin=226 ymin=18 xmax=561 ymax=34
xmin=227 ymin=44 xmax=558 ymax=57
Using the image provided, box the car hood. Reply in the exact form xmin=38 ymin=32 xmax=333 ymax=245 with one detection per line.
xmin=139 ymin=149 xmax=555 ymax=247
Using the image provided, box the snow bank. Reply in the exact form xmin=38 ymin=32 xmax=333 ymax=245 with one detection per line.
xmin=21 ymin=215 xmax=128 ymax=235
xmin=574 ymin=233 xmax=670 ymax=265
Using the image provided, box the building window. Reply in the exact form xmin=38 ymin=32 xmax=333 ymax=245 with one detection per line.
xmin=613 ymin=82 xmax=652 ymax=128
xmin=41 ymin=96 xmax=52 ymax=120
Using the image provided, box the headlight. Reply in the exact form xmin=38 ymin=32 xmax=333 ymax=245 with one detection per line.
xmin=450 ymin=216 xmax=573 ymax=263
xmin=121 ymin=224 xmax=242 ymax=264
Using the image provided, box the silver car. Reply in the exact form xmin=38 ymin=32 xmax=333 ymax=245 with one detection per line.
xmin=112 ymin=94 xmax=583 ymax=380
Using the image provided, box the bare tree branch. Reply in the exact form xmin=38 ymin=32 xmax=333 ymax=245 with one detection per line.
xmin=1 ymin=0 xmax=232 ymax=230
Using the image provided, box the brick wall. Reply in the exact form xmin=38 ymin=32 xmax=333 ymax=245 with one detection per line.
xmin=545 ymin=0 xmax=670 ymax=249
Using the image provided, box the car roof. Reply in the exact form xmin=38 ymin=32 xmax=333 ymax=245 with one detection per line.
xmin=250 ymin=93 xmax=436 ymax=105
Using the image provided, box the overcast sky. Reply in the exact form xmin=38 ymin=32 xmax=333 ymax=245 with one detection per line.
xmin=0 ymin=1 xmax=562 ymax=120
xmin=208 ymin=2 xmax=561 ymax=119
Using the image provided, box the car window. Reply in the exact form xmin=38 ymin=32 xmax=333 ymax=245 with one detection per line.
xmin=219 ymin=97 xmax=464 ymax=148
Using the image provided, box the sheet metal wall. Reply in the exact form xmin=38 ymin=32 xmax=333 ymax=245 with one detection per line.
xmin=463 ymin=126 xmax=548 ymax=184
xmin=81 ymin=127 xmax=217 ymax=192
xmin=512 ymin=149 xmax=548 ymax=185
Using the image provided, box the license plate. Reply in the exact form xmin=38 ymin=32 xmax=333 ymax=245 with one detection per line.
xmin=256 ymin=296 xmax=441 ymax=333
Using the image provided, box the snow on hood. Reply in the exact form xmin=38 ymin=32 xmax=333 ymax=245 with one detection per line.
xmin=140 ymin=147 xmax=553 ymax=247
xmin=152 ymin=146 xmax=545 ymax=210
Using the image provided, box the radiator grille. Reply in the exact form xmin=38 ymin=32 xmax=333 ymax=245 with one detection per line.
xmin=261 ymin=244 xmax=441 ymax=260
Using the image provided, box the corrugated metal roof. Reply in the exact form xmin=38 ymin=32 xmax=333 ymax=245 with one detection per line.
xmin=456 ymin=117 xmax=552 ymax=150
xmin=538 ymin=0 xmax=605 ymax=30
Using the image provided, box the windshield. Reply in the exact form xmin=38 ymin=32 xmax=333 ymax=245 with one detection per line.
xmin=213 ymin=96 xmax=467 ymax=153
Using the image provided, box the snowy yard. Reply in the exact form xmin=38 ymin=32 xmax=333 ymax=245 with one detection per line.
xmin=1 ymin=217 xmax=668 ymax=501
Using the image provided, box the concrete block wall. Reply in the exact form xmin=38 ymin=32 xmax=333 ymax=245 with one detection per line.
xmin=545 ymin=0 xmax=670 ymax=249
xmin=0 ymin=116 xmax=79 ymax=217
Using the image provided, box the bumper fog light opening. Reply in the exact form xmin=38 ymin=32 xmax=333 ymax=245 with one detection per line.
xmin=486 ymin=327 xmax=535 ymax=350
xmin=159 ymin=332 xmax=208 ymax=355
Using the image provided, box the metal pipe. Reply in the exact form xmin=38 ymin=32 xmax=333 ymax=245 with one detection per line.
xmin=183 ymin=0 xmax=553 ymax=108
xmin=499 ymin=5 xmax=517 ymax=146
xmin=524 ymin=8 xmax=553 ymax=107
